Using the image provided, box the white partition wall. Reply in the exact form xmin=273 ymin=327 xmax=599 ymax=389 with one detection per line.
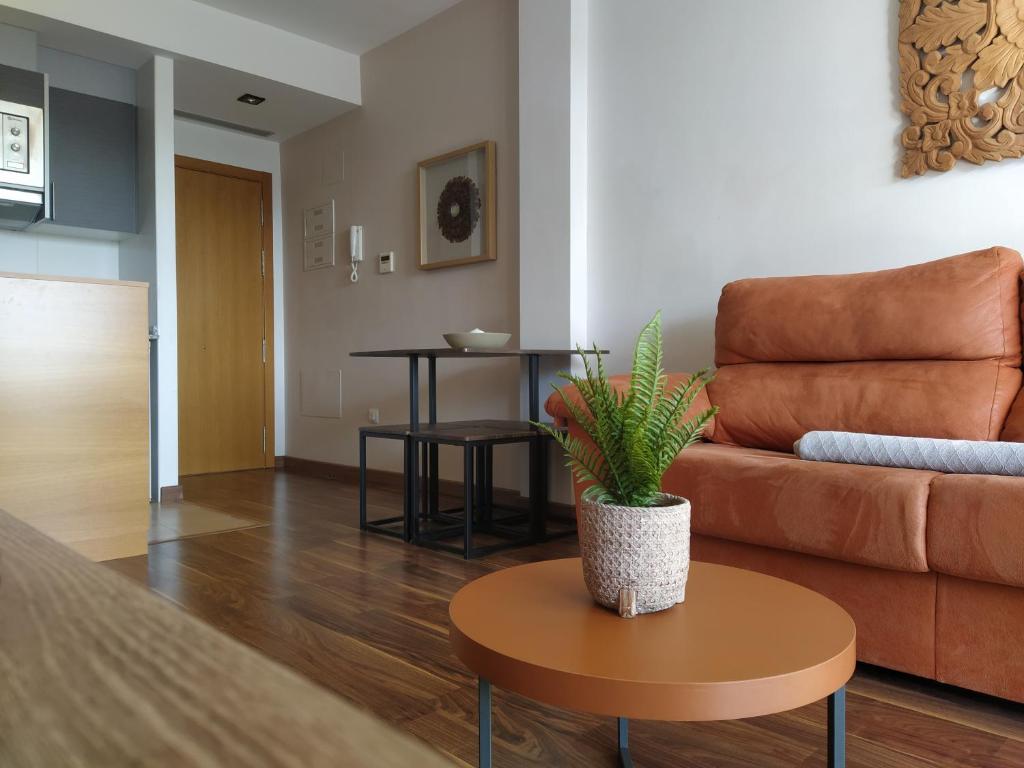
xmin=119 ymin=55 xmax=177 ymax=498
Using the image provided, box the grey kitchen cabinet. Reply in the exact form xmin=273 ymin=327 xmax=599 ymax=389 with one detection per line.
xmin=48 ymin=88 xmax=137 ymax=235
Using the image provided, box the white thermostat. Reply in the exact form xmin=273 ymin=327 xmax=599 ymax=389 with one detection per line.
xmin=378 ymin=251 xmax=395 ymax=274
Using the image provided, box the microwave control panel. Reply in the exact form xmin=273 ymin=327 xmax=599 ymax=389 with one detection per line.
xmin=1 ymin=113 xmax=29 ymax=174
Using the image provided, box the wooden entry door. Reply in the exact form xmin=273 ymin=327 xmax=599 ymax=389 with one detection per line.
xmin=176 ymin=157 xmax=274 ymax=475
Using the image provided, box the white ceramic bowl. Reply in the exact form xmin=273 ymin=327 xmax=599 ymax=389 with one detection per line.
xmin=443 ymin=331 xmax=512 ymax=350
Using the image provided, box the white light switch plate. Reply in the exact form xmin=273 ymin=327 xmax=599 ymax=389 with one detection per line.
xmin=303 ymin=200 xmax=335 ymax=239
xmin=303 ymin=234 xmax=335 ymax=271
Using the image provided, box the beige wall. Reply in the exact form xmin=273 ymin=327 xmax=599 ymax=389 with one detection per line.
xmin=281 ymin=0 xmax=521 ymax=485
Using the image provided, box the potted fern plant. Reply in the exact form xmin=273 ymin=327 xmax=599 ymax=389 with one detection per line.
xmin=535 ymin=311 xmax=717 ymax=617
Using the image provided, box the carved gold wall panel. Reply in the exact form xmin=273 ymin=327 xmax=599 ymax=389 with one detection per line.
xmin=899 ymin=0 xmax=1024 ymax=176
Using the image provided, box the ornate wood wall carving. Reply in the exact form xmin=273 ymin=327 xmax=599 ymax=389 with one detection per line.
xmin=899 ymin=0 xmax=1024 ymax=176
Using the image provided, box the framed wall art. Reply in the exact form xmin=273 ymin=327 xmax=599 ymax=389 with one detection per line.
xmin=417 ymin=140 xmax=496 ymax=270
xmin=899 ymin=0 xmax=1024 ymax=176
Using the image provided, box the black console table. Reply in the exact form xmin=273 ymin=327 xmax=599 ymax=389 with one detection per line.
xmin=350 ymin=348 xmax=606 ymax=557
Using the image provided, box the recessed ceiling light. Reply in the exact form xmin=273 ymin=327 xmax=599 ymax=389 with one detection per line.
xmin=237 ymin=93 xmax=265 ymax=106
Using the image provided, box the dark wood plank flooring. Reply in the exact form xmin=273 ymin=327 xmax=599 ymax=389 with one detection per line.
xmin=106 ymin=470 xmax=1024 ymax=767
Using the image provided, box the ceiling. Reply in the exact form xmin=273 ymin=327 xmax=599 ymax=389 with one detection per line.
xmin=0 ymin=5 xmax=365 ymax=140
xmin=0 ymin=0 xmax=464 ymax=140
xmin=173 ymin=58 xmax=357 ymax=140
xmin=190 ymin=0 xmax=462 ymax=55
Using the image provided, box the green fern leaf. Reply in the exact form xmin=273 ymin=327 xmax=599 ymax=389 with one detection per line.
xmin=541 ymin=311 xmax=716 ymax=507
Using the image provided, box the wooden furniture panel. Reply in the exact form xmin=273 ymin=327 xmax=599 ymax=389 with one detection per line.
xmin=0 ymin=273 xmax=150 ymax=560
xmin=0 ymin=508 xmax=454 ymax=767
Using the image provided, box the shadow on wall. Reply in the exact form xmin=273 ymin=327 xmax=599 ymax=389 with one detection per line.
xmin=888 ymin=0 xmax=904 ymax=177
xmin=600 ymin=315 xmax=717 ymax=377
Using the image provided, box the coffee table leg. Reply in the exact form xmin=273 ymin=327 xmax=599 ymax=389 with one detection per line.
xmin=618 ymin=717 xmax=634 ymax=767
xmin=479 ymin=678 xmax=492 ymax=768
xmin=828 ymin=686 xmax=845 ymax=768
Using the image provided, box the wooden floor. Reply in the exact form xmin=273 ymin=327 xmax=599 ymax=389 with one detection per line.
xmin=106 ymin=470 xmax=1024 ymax=767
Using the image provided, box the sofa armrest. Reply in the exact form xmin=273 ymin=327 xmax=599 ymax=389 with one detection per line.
xmin=543 ymin=372 xmax=717 ymax=440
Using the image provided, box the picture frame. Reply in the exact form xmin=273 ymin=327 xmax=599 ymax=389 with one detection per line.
xmin=417 ymin=140 xmax=496 ymax=270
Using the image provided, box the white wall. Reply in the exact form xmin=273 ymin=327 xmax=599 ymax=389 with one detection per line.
xmin=586 ymin=0 xmax=1024 ymax=376
xmin=518 ymin=0 xmax=590 ymax=502
xmin=0 ymin=22 xmax=36 ymax=69
xmin=119 ymin=56 xmax=177 ymax=496
xmin=519 ymin=1 xmax=574 ymax=350
xmin=39 ymin=46 xmax=136 ymax=104
xmin=0 ymin=231 xmax=119 ymax=277
xmin=281 ymin=0 xmax=520 ymax=486
xmin=174 ymin=117 xmax=286 ymax=455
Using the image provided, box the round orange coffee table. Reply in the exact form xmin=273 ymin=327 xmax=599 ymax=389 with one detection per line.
xmin=449 ymin=558 xmax=856 ymax=767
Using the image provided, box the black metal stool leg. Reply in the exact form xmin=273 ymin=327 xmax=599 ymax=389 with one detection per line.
xmin=479 ymin=678 xmax=492 ymax=768
xmin=484 ymin=445 xmax=494 ymax=526
xmin=528 ymin=435 xmax=544 ymax=540
xmin=358 ymin=432 xmax=367 ymax=530
xmin=428 ymin=357 xmax=439 ymax=519
xmin=618 ymin=718 xmax=633 ymax=767
xmin=421 ymin=442 xmax=429 ymax=525
xmin=475 ymin=445 xmax=486 ymax=526
xmin=408 ymin=437 xmax=419 ymax=543
xmin=536 ymin=436 xmax=548 ymax=538
xmin=464 ymin=446 xmax=474 ymax=559
xmin=828 ymin=686 xmax=846 ymax=768
xmin=429 ymin=443 xmax=439 ymax=518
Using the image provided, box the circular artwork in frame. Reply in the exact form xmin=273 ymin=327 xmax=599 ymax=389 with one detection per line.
xmin=436 ymin=175 xmax=482 ymax=243
xmin=417 ymin=141 xmax=496 ymax=270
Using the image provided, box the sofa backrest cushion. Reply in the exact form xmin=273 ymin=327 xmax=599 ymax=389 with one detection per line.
xmin=716 ymin=247 xmax=1022 ymax=365
xmin=709 ymin=247 xmax=1024 ymax=451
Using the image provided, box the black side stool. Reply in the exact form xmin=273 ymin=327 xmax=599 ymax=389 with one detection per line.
xmin=408 ymin=420 xmax=561 ymax=559
xmin=358 ymin=424 xmax=415 ymax=541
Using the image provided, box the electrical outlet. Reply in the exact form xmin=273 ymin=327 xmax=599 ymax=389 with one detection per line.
xmin=368 ymin=407 xmax=380 ymax=424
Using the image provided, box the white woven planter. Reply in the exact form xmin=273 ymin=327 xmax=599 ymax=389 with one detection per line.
xmin=579 ymin=493 xmax=691 ymax=617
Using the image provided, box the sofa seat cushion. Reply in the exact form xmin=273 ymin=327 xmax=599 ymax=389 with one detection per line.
xmin=662 ymin=443 xmax=935 ymax=572
xmin=928 ymin=474 xmax=1024 ymax=588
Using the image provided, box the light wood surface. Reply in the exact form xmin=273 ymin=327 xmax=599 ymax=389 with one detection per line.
xmin=0 ymin=271 xmax=148 ymax=288
xmin=450 ymin=558 xmax=856 ymax=721
xmin=0 ymin=273 xmax=149 ymax=560
xmin=0 ymin=508 xmax=452 ymax=768
xmin=176 ymin=156 xmax=274 ymax=475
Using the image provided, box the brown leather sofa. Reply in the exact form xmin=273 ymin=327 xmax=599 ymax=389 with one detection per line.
xmin=547 ymin=246 xmax=1024 ymax=703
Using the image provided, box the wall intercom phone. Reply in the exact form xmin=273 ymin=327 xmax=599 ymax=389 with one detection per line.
xmin=350 ymin=225 xmax=363 ymax=282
